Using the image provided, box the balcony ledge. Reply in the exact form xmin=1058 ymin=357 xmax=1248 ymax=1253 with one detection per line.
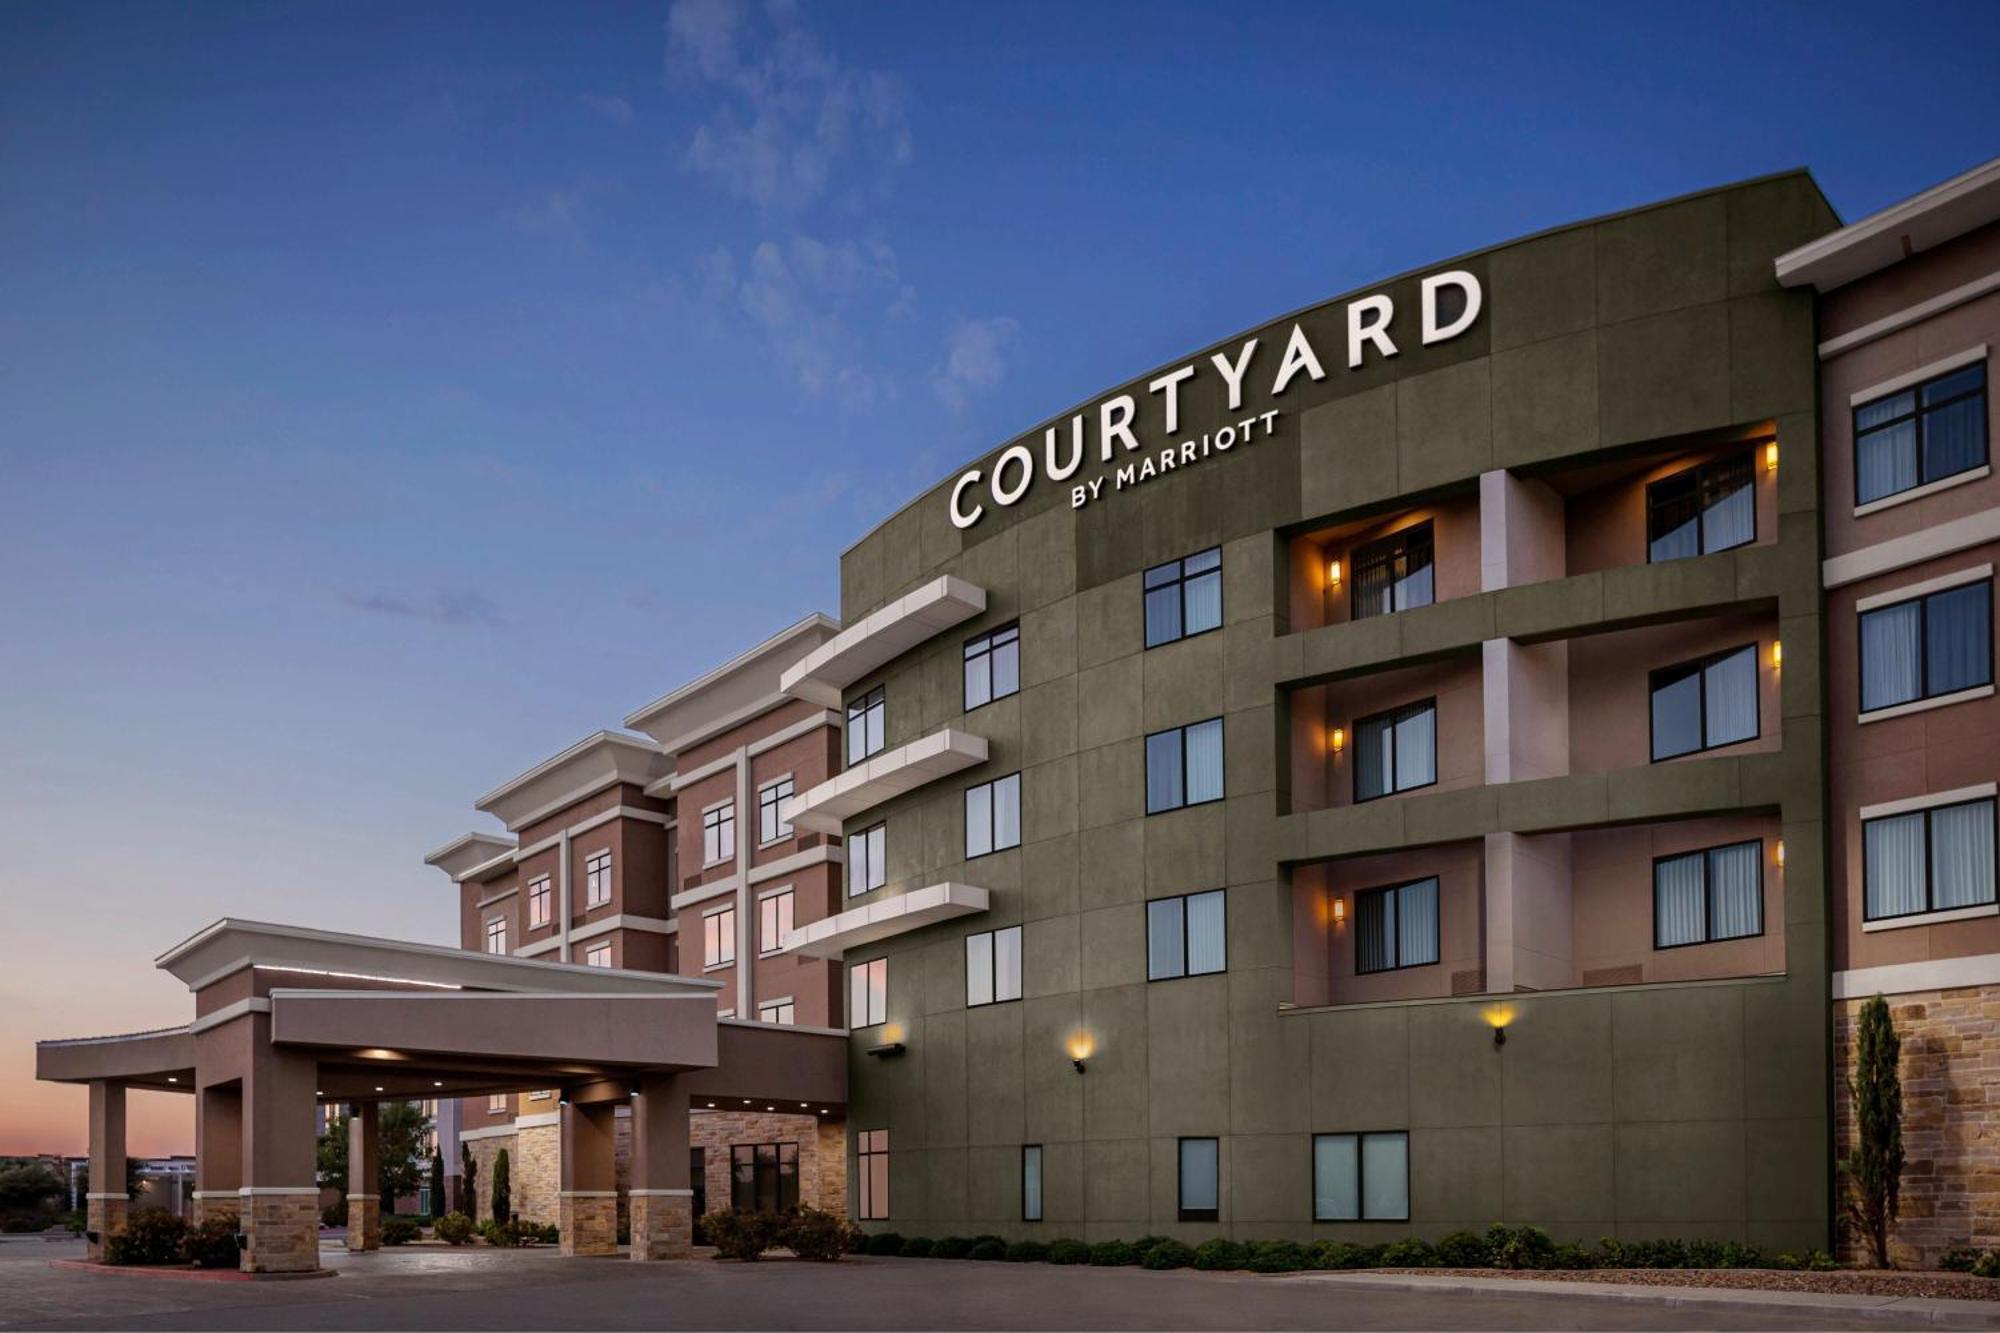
xmin=782 ymin=882 xmax=990 ymax=959
xmin=780 ymin=575 xmax=986 ymax=707
xmin=784 ymin=727 xmax=989 ymax=834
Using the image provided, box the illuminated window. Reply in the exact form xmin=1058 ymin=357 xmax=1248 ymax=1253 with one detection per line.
xmin=758 ymin=890 xmax=794 ymax=955
xmin=487 ymin=1094 xmax=509 ymax=1114
xmin=849 ymin=957 xmax=887 ymax=1028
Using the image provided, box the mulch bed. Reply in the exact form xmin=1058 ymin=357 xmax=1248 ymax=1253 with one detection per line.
xmin=1373 ymin=1266 xmax=2000 ymax=1301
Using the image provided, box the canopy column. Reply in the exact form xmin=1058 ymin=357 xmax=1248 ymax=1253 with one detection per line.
xmin=557 ymin=1098 xmax=618 ymax=1256
xmin=346 ymin=1103 xmax=381 ymax=1252
xmin=84 ymin=1081 xmax=127 ymax=1262
xmin=192 ymin=1082 xmax=242 ymax=1226
xmin=628 ymin=1073 xmax=692 ymax=1261
xmin=238 ymin=1043 xmax=320 ymax=1274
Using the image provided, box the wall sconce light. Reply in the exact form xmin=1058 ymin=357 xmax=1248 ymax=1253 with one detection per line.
xmin=1327 ymin=559 xmax=1342 ymax=588
xmin=1481 ymin=1003 xmax=1516 ymax=1048
xmin=1066 ymin=1031 xmax=1095 ymax=1074
xmin=1765 ymin=441 xmax=1779 ymax=472
xmin=866 ymin=1042 xmax=907 ymax=1059
xmin=1776 ymin=840 xmax=1786 ymax=869
xmin=1330 ymin=726 xmax=1346 ymax=754
xmin=1332 ymin=897 xmax=1346 ymax=925
xmin=1771 ymin=640 xmax=1783 ymax=670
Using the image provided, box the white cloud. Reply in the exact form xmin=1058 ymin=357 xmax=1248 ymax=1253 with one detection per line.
xmin=932 ymin=316 xmax=1021 ymax=413
xmin=580 ymin=93 xmax=634 ymax=127
xmin=704 ymin=234 xmax=905 ymax=405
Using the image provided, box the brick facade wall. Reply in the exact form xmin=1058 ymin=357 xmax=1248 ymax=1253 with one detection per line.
xmin=1835 ymin=986 xmax=2000 ymax=1267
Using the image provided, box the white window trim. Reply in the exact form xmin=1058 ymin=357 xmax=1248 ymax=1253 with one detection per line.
xmin=1853 ymin=465 xmax=1991 ymax=519
xmin=1859 ymin=781 xmax=1998 ymax=822
xmin=757 ymin=884 xmax=795 ymax=957
xmin=1862 ymin=902 xmax=1999 ymax=934
xmin=1859 ymin=684 xmax=1995 ymax=725
xmin=1848 ymin=343 xmax=1988 ymax=407
xmin=701 ymin=902 xmax=737 ymax=971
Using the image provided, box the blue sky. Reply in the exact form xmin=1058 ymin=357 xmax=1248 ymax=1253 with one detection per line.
xmin=2 ymin=0 xmax=1996 ymax=1151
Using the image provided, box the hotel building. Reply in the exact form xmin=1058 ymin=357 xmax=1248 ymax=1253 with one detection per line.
xmin=39 ymin=159 xmax=1998 ymax=1270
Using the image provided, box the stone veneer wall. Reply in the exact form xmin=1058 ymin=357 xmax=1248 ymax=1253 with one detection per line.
xmin=691 ymin=1110 xmax=845 ymax=1214
xmin=514 ymin=1120 xmax=560 ymax=1224
xmin=463 ymin=1133 xmax=514 ymax=1223
xmin=1835 ymin=988 xmax=2000 ymax=1266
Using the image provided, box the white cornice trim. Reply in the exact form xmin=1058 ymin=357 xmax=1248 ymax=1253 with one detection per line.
xmin=624 ymin=613 xmax=840 ymax=734
xmin=456 ymin=851 xmax=518 ymax=885
xmin=659 ymin=691 xmax=792 ymax=758
xmin=745 ymin=710 xmax=840 ymax=760
xmin=671 ymin=875 xmax=741 ymax=912
xmin=1820 ymin=272 xmax=2000 ymax=358
xmin=189 ymin=998 xmax=270 ymax=1034
xmin=748 ymin=842 xmax=842 ymax=886
xmin=475 ymin=886 xmax=519 ymax=909
xmin=567 ymin=914 xmax=679 ymax=944
xmin=513 ymin=805 xmax=667 ymax=864
xmin=1777 ymin=154 xmax=2000 ymax=292
xmin=1823 ymin=508 xmax=2000 ymax=589
xmin=669 ymin=750 xmax=738 ymax=794
xmin=1834 ymin=951 xmax=2000 ymax=999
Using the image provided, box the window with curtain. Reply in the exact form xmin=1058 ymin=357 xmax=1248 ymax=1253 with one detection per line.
xmin=1177 ymin=1138 xmax=1219 ymax=1221
xmin=1864 ymin=796 xmax=1998 ymax=921
xmin=1653 ymin=839 xmax=1763 ymax=948
xmin=1354 ymin=877 xmax=1441 ymax=974
xmin=758 ymin=776 xmax=795 ymax=844
xmin=846 ymin=686 xmax=886 ymax=766
xmin=964 ymin=623 xmax=1020 ymax=710
xmin=1312 ymin=1132 xmax=1409 ymax=1221
xmin=965 ymin=925 xmax=1023 ymax=1007
xmin=857 ymin=1130 xmax=889 ymax=1220
xmin=1647 ymin=451 xmax=1756 ymax=562
xmin=1145 ymin=718 xmax=1225 ymax=814
xmin=1651 ymin=644 xmax=1759 ymax=761
xmin=1144 ymin=547 xmax=1224 ymax=648
xmin=1855 ymin=362 xmax=1988 ymax=506
xmin=1351 ymin=522 xmax=1435 ymax=620
xmin=847 ymin=823 xmax=886 ymax=896
xmin=849 ymin=957 xmax=888 ymax=1027
xmin=1353 ymin=699 xmax=1437 ymax=802
xmin=1147 ymin=890 xmax=1226 ymax=980
xmin=1022 ymin=1145 xmax=1043 ymax=1222
xmin=965 ymin=773 xmax=1022 ymax=857
xmin=1860 ymin=578 xmax=1993 ymax=712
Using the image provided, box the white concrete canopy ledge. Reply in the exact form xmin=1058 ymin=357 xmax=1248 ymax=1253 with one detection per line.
xmin=779 ymin=575 xmax=986 ymax=707
xmin=782 ymin=727 xmax=988 ymax=834
xmin=783 ymin=882 xmax=990 ymax=959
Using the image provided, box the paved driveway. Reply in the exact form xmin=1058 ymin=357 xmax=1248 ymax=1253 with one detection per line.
xmin=0 ymin=1239 xmax=1964 ymax=1331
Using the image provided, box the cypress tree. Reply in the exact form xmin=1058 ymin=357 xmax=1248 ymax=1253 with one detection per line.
xmin=1843 ymin=994 xmax=1903 ymax=1268
xmin=492 ymin=1148 xmax=512 ymax=1224
xmin=459 ymin=1141 xmax=478 ymax=1218
xmin=429 ymin=1151 xmax=444 ymax=1219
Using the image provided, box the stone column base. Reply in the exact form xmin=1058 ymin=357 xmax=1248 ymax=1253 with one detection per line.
xmin=190 ymin=1193 xmax=240 ymax=1228
xmin=346 ymin=1194 xmax=381 ymax=1252
xmin=242 ymin=1191 xmax=320 ymax=1274
xmin=84 ymin=1195 xmax=128 ymax=1262
xmin=558 ymin=1192 xmax=617 ymax=1257
xmin=628 ymin=1190 xmax=692 ymax=1261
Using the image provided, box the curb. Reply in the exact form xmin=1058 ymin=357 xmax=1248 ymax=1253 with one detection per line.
xmin=1286 ymin=1272 xmax=2000 ymax=1328
xmin=51 ymin=1260 xmax=338 ymax=1283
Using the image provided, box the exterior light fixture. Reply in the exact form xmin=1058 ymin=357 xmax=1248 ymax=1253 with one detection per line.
xmin=1328 ymin=558 xmax=1342 ymax=587
xmin=1065 ymin=1031 xmax=1095 ymax=1074
xmin=1480 ymin=1003 xmax=1516 ymax=1049
xmin=866 ymin=1042 xmax=907 ymax=1059
xmin=1765 ymin=442 xmax=1779 ymax=472
xmin=1332 ymin=897 xmax=1346 ymax=925
xmin=1330 ymin=726 xmax=1346 ymax=754
xmin=1771 ymin=640 xmax=1783 ymax=669
xmin=1776 ymin=840 xmax=1786 ymax=869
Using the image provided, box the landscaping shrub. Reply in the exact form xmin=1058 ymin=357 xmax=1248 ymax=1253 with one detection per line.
xmin=1940 ymin=1248 xmax=1980 ymax=1272
xmin=899 ymin=1236 xmax=934 ymax=1258
xmin=1770 ymin=1250 xmax=1839 ymax=1272
xmin=320 ymin=1203 xmax=346 ymax=1228
xmin=1046 ymin=1237 xmax=1090 ymax=1265
xmin=1378 ymin=1238 xmax=1435 ymax=1267
xmin=381 ymin=1218 xmax=420 ymax=1246
xmin=1088 ymin=1239 xmax=1141 ymax=1266
xmin=967 ymin=1239 xmax=1007 ymax=1261
xmin=434 ymin=1212 xmax=474 ymax=1246
xmin=704 ymin=1211 xmax=785 ymax=1261
xmin=1973 ymin=1250 xmax=2000 ymax=1280
xmin=1003 ymin=1240 xmax=1048 ymax=1263
xmin=931 ymin=1235 xmax=975 ymax=1259
xmin=1308 ymin=1241 xmax=1379 ymax=1270
xmin=180 ymin=1215 xmax=239 ymax=1269
xmin=1548 ymin=1243 xmax=1596 ymax=1270
xmin=1431 ymin=1231 xmax=1489 ymax=1268
xmin=1246 ymin=1240 xmax=1311 ymax=1273
xmin=1132 ymin=1234 xmax=1172 ymax=1259
xmin=863 ymin=1230 xmax=907 ymax=1256
xmin=104 ymin=1209 xmax=187 ymax=1266
xmin=1142 ymin=1239 xmax=1195 ymax=1270
xmin=1193 ymin=1238 xmax=1248 ymax=1270
xmin=1484 ymin=1224 xmax=1555 ymax=1270
xmin=785 ymin=1208 xmax=859 ymax=1261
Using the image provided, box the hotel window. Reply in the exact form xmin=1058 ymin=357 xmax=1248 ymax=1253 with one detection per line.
xmin=1312 ymin=1132 xmax=1409 ymax=1222
xmin=1022 ymin=1145 xmax=1043 ymax=1222
xmin=583 ymin=850 xmax=612 ymax=907
xmin=757 ymin=998 xmax=796 ymax=1026
xmin=965 ymin=925 xmax=1023 ymax=1007
xmin=1650 ymin=644 xmax=1758 ymax=761
xmin=1147 ymin=890 xmax=1227 ymax=981
xmin=964 ymin=623 xmax=1020 ymax=710
xmin=1855 ymin=362 xmax=1987 ymax=506
xmin=716 ymin=1008 xmax=734 ymax=1020
xmin=484 ymin=916 xmax=507 ymax=955
xmin=488 ymin=1094 xmax=509 ymax=1114
xmin=1352 ymin=522 xmax=1434 ymax=620
xmin=703 ymin=906 xmax=736 ymax=969
xmin=1654 ymin=840 xmax=1763 ymax=948
xmin=965 ymin=773 xmax=1022 ymax=857
xmin=847 ymin=686 xmax=886 ymax=766
xmin=702 ymin=803 xmax=736 ymax=866
xmin=584 ymin=941 xmax=612 ymax=968
xmin=1353 ymin=699 xmax=1436 ymax=802
xmin=847 ymin=822 xmax=886 ymax=897
xmin=730 ymin=1142 xmax=799 ymax=1213
xmin=1860 ymin=579 xmax=1993 ymax=713
xmin=1178 ymin=1137 xmax=1219 ymax=1222
xmin=1355 ymin=878 xmax=1441 ymax=974
xmin=857 ymin=1129 xmax=890 ymax=1220
xmin=1647 ymin=451 xmax=1755 ymax=562
xmin=527 ymin=876 xmax=552 ymax=930
xmin=758 ymin=776 xmax=795 ymax=845
xmin=1145 ymin=717 xmax=1224 ymax=814
xmin=849 ymin=957 xmax=888 ymax=1027
xmin=1144 ymin=547 xmax=1223 ymax=648
xmin=1864 ymin=797 xmax=1997 ymax=922
xmin=759 ymin=889 xmax=794 ymax=955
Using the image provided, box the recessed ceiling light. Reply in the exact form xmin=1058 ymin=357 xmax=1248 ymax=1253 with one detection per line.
xmin=374 ymin=1086 xmax=384 ymax=1093
xmin=433 ymin=1081 xmax=443 ymax=1088
xmin=166 ymin=1077 xmax=178 ymax=1084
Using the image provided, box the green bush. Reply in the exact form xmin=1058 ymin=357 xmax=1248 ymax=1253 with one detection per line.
xmin=491 ymin=1148 xmax=511 ymax=1224
xmin=1430 ymin=1231 xmax=1489 ymax=1268
xmin=481 ymin=1218 xmax=553 ymax=1248
xmin=785 ymin=1208 xmax=859 ymax=1261
xmin=1143 ymin=1240 xmax=1196 ymax=1270
xmin=1378 ymin=1238 xmax=1435 ymax=1267
xmin=104 ymin=1209 xmax=187 ymax=1266
xmin=434 ymin=1212 xmax=475 ymax=1246
xmin=1004 ymin=1240 xmax=1048 ymax=1262
xmin=932 ymin=1235 xmax=975 ymax=1259
xmin=1549 ymin=1243 xmax=1596 ymax=1270
xmin=1940 ymin=1247 xmax=1980 ymax=1272
xmin=1088 ymin=1239 xmax=1141 ymax=1266
xmin=899 ymin=1235 xmax=934 ymax=1258
xmin=1973 ymin=1250 xmax=2000 ymax=1280
xmin=1308 ymin=1241 xmax=1380 ymax=1270
xmin=967 ymin=1239 xmax=1007 ymax=1261
xmin=321 ymin=1203 xmax=346 ymax=1228
xmin=703 ymin=1211 xmax=785 ymax=1261
xmin=1046 ymin=1237 xmax=1090 ymax=1265
xmin=1193 ymin=1238 xmax=1248 ymax=1270
xmin=1247 ymin=1240 xmax=1311 ymax=1273
xmin=1770 ymin=1249 xmax=1839 ymax=1272
xmin=1484 ymin=1224 xmax=1555 ymax=1270
xmin=864 ymin=1230 xmax=907 ymax=1256
xmin=180 ymin=1216 xmax=239 ymax=1269
xmin=381 ymin=1218 xmax=420 ymax=1247
xmin=1132 ymin=1234 xmax=1172 ymax=1258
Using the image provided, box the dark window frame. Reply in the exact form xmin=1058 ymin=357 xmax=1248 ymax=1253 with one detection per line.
xmin=1858 ymin=578 xmax=1995 ymax=714
xmin=1853 ymin=362 xmax=1989 ymax=507
xmin=1143 ymin=547 xmax=1224 ymax=649
xmin=1146 ymin=889 xmax=1228 ymax=982
xmin=1648 ymin=642 xmax=1762 ymax=762
xmin=1353 ymin=877 xmax=1442 ymax=975
xmin=1645 ymin=450 xmax=1758 ymax=563
xmin=846 ymin=685 xmax=886 ymax=766
xmin=847 ymin=822 xmax=886 ymax=897
xmin=1311 ymin=1130 xmax=1410 ymax=1223
xmin=1861 ymin=796 xmax=2000 ymax=923
xmin=963 ymin=622 xmax=1021 ymax=711
xmin=1021 ymin=1144 xmax=1043 ymax=1222
xmin=729 ymin=1141 xmax=800 ymax=1213
xmin=757 ymin=775 xmax=795 ymax=845
xmin=702 ymin=802 xmax=736 ymax=865
xmin=964 ymin=924 xmax=1023 ymax=1008
xmin=1144 ymin=717 xmax=1226 ymax=815
xmin=1350 ymin=521 xmax=1435 ymax=621
xmin=964 ymin=772 xmax=1023 ymax=858
xmin=1650 ymin=838 xmax=1767 ymax=950
xmin=1352 ymin=698 xmax=1438 ymax=804
xmin=1176 ymin=1136 xmax=1220 ymax=1223
xmin=849 ymin=956 xmax=888 ymax=1028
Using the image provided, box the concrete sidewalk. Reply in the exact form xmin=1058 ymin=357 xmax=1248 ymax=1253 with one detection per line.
xmin=1289 ymin=1271 xmax=2000 ymax=1329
